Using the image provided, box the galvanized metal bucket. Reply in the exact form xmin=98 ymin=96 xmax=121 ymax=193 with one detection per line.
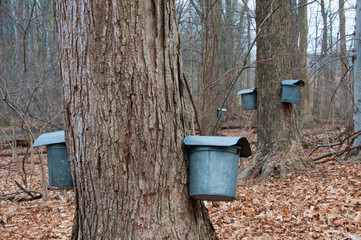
xmin=217 ymin=108 xmax=227 ymax=119
xmin=47 ymin=143 xmax=73 ymax=188
xmin=188 ymin=146 xmax=240 ymax=201
xmin=33 ymin=131 xmax=74 ymax=188
xmin=281 ymin=80 xmax=304 ymax=103
xmin=184 ymin=136 xmax=252 ymax=201
xmin=237 ymin=88 xmax=257 ymax=110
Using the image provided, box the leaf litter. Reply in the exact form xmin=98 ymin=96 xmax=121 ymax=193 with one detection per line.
xmin=206 ymin=160 xmax=361 ymax=239
xmin=0 ymin=126 xmax=360 ymax=239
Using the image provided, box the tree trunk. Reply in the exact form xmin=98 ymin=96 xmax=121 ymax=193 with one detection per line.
xmin=241 ymin=0 xmax=315 ymax=178
xmin=54 ymin=1 xmax=218 ymax=239
xmin=290 ymin=0 xmax=299 ymax=79
xmin=319 ymin=0 xmax=328 ymax=120
xmin=298 ymin=0 xmax=313 ymax=125
xmin=296 ymin=0 xmax=313 ymax=140
xmin=16 ymin=0 xmax=24 ymax=66
xmin=339 ymin=0 xmax=347 ymax=84
xmin=221 ymin=0 xmax=241 ymax=125
xmin=246 ymin=0 xmax=252 ymax=89
xmin=339 ymin=0 xmax=352 ymax=131
xmin=199 ymin=0 xmax=222 ymax=135
xmin=354 ymin=0 xmax=361 ymax=146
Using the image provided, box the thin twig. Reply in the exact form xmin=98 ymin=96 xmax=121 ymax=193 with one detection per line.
xmin=1 ymin=77 xmax=48 ymax=199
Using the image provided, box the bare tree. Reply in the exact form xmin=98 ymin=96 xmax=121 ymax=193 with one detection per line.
xmin=339 ymin=0 xmax=352 ymax=131
xmin=354 ymin=0 xmax=361 ymax=146
xmin=241 ymin=0 xmax=315 ymax=178
xmin=199 ymin=0 xmax=222 ymax=135
xmin=298 ymin=0 xmax=313 ymax=125
xmin=54 ymin=1 xmax=218 ymax=239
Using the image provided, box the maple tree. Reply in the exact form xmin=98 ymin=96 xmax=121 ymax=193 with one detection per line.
xmin=241 ymin=0 xmax=315 ymax=178
xmin=54 ymin=1 xmax=217 ymax=239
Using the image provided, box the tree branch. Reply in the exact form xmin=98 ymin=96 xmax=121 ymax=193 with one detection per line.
xmin=311 ymin=131 xmax=361 ymax=162
xmin=14 ymin=180 xmax=42 ymax=201
xmin=309 ymin=130 xmax=361 ymax=156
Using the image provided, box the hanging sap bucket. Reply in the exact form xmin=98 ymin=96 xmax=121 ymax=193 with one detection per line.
xmin=33 ymin=131 xmax=73 ymax=188
xmin=184 ymin=136 xmax=252 ymax=201
xmin=237 ymin=88 xmax=257 ymax=110
xmin=281 ymin=80 xmax=305 ymax=103
xmin=217 ymin=108 xmax=227 ymax=119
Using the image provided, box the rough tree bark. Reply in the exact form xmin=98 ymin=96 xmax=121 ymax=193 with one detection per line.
xmin=241 ymin=0 xmax=315 ymax=178
xmin=54 ymin=1 xmax=218 ymax=239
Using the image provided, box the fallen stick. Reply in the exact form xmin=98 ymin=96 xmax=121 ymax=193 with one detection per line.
xmin=14 ymin=180 xmax=42 ymax=202
xmin=0 ymin=191 xmax=22 ymax=201
xmin=312 ymin=144 xmax=361 ymax=162
xmin=309 ymin=130 xmax=361 ymax=156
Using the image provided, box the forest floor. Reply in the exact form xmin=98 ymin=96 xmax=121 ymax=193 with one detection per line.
xmin=0 ymin=125 xmax=360 ymax=239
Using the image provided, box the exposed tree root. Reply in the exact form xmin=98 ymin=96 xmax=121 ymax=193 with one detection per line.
xmin=241 ymin=141 xmax=315 ymax=178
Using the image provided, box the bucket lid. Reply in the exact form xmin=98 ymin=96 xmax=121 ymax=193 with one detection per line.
xmin=236 ymin=88 xmax=257 ymax=95
xmin=33 ymin=130 xmax=65 ymax=147
xmin=282 ymin=80 xmax=305 ymax=86
xmin=183 ymin=136 xmax=252 ymax=157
